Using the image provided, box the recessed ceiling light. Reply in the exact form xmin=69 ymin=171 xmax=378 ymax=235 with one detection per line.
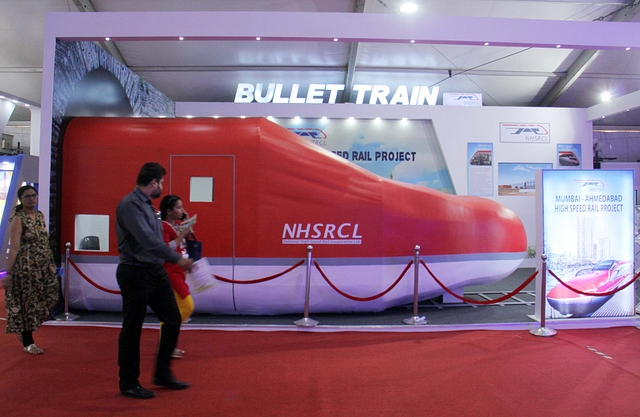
xmin=601 ymin=92 xmax=612 ymax=102
xmin=333 ymin=38 xmax=338 ymax=42
xmin=556 ymin=45 xmax=561 ymax=48
xmin=256 ymin=37 xmax=261 ymax=41
xmin=179 ymin=37 xmax=184 ymax=41
xmin=400 ymin=2 xmax=418 ymax=13
xmin=105 ymin=37 xmax=110 ymax=41
xmin=410 ymin=40 xmax=415 ymax=44
xmin=321 ymin=116 xmax=327 ymax=120
xmin=484 ymin=42 xmax=489 ymax=46
xmin=626 ymin=47 xmax=631 ymax=51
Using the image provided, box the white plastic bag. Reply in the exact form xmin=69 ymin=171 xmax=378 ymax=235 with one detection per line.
xmin=186 ymin=258 xmax=217 ymax=294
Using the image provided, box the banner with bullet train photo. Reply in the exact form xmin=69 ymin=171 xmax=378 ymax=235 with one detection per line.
xmin=276 ymin=118 xmax=456 ymax=194
xmin=540 ymin=169 xmax=635 ymax=319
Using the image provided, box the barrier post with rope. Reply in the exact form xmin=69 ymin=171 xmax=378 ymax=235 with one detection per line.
xmin=55 ymin=242 xmax=79 ymax=321
xmin=530 ymin=254 xmax=556 ymax=337
xmin=294 ymin=245 xmax=319 ymax=327
xmin=403 ymin=245 xmax=427 ymax=325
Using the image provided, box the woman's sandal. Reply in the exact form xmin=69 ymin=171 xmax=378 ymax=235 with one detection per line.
xmin=23 ymin=344 xmax=44 ymax=354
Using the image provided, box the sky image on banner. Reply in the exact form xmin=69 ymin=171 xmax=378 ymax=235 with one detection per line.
xmin=542 ymin=170 xmax=635 ymax=319
xmin=277 ymin=118 xmax=455 ymax=194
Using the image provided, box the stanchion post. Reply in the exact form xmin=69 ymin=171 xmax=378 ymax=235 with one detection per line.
xmin=294 ymin=245 xmax=319 ymax=327
xmin=55 ymin=242 xmax=79 ymax=321
xmin=530 ymin=254 xmax=555 ymax=337
xmin=403 ymin=245 xmax=427 ymax=325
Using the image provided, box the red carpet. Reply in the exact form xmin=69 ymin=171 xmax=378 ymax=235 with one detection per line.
xmin=2 ymin=292 xmax=640 ymax=416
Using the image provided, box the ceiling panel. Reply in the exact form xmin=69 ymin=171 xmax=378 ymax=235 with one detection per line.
xmin=119 ymin=40 xmax=351 ymax=68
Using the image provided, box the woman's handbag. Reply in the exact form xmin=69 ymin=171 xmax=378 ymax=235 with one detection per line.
xmin=185 ymin=236 xmax=202 ymax=261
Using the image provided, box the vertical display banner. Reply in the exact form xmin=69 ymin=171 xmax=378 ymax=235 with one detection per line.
xmin=467 ymin=142 xmax=493 ymax=196
xmin=541 ymin=170 xmax=635 ymax=319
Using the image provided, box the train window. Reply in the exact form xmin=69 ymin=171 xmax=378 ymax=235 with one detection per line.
xmin=190 ymin=177 xmax=214 ymax=202
xmin=75 ymin=214 xmax=109 ymax=251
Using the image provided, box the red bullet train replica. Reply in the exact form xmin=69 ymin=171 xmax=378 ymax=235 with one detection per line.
xmin=546 ymin=260 xmax=633 ymax=317
xmin=61 ymin=117 xmax=527 ymax=314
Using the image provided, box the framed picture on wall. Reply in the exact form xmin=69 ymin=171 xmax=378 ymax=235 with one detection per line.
xmin=557 ymin=144 xmax=582 ymax=169
xmin=498 ymin=162 xmax=552 ymax=196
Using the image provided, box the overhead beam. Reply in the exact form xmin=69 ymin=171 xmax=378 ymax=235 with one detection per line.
xmin=47 ymin=12 xmax=640 ymax=50
xmin=538 ymin=1 xmax=640 ymax=107
xmin=343 ymin=0 xmax=366 ymax=103
xmin=72 ymin=0 xmax=128 ymax=66
xmin=587 ymin=89 xmax=640 ymax=121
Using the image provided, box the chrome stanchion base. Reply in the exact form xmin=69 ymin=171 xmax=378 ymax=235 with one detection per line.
xmin=402 ymin=316 xmax=427 ymax=325
xmin=530 ymin=327 xmax=556 ymax=337
xmin=294 ymin=317 xmax=319 ymax=327
xmin=55 ymin=312 xmax=79 ymax=321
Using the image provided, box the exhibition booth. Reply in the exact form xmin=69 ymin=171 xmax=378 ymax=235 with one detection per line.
xmin=13 ymin=11 xmax=638 ymax=329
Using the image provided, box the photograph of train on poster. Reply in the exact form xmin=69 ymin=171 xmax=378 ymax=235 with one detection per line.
xmin=541 ymin=169 xmax=635 ymax=319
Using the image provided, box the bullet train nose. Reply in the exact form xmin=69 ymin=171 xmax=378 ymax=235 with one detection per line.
xmin=61 ymin=117 xmax=529 ymax=314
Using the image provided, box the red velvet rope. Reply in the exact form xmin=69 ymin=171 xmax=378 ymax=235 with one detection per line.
xmin=547 ymin=268 xmax=640 ymax=297
xmin=420 ymin=260 xmax=538 ymax=305
xmin=213 ymin=260 xmax=305 ymax=284
xmin=314 ymin=260 xmax=413 ymax=302
xmin=68 ymin=258 xmax=121 ymax=295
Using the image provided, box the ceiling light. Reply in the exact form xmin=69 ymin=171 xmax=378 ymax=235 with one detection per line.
xmin=626 ymin=47 xmax=631 ymax=51
xmin=484 ymin=42 xmax=489 ymax=46
xmin=333 ymin=38 xmax=338 ymax=42
xmin=400 ymin=2 xmax=418 ymax=13
xmin=601 ymin=92 xmax=611 ymax=102
xmin=256 ymin=37 xmax=261 ymax=41
xmin=556 ymin=45 xmax=561 ymax=48
xmin=321 ymin=116 xmax=327 ymax=120
xmin=105 ymin=37 xmax=110 ymax=41
xmin=410 ymin=40 xmax=415 ymax=44
xmin=179 ymin=37 xmax=184 ymax=41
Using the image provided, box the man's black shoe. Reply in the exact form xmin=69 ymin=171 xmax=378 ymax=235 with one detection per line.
xmin=120 ymin=385 xmax=156 ymax=399
xmin=153 ymin=376 xmax=190 ymax=390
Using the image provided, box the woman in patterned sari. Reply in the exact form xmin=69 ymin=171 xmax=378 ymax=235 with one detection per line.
xmin=3 ymin=185 xmax=59 ymax=354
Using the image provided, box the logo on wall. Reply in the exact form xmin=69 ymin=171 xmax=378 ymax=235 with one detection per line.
xmin=288 ymin=127 xmax=328 ymax=146
xmin=282 ymin=223 xmax=362 ymax=245
xmin=500 ymin=123 xmax=550 ymax=143
xmin=443 ymin=93 xmax=482 ymax=106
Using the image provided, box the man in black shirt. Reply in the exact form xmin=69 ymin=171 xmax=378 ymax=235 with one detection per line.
xmin=116 ymin=162 xmax=194 ymax=399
